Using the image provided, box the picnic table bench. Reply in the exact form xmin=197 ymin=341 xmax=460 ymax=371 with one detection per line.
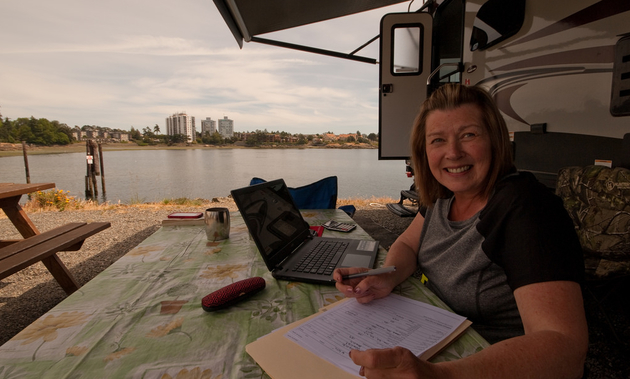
xmin=0 ymin=183 xmax=111 ymax=294
xmin=0 ymin=222 xmax=111 ymax=294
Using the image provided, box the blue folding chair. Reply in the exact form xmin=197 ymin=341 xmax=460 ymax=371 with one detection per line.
xmin=249 ymin=176 xmax=356 ymax=218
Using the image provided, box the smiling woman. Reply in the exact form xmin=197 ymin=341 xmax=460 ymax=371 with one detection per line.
xmin=334 ymin=84 xmax=588 ymax=379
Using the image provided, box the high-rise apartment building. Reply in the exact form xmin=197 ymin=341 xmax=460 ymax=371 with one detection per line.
xmin=218 ymin=116 xmax=234 ymax=138
xmin=201 ymin=117 xmax=216 ymax=135
xmin=165 ymin=112 xmax=196 ymax=142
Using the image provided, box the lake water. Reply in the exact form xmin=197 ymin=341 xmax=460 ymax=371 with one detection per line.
xmin=0 ymin=149 xmax=413 ymax=203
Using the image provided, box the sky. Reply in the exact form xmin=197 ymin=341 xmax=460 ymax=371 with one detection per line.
xmin=0 ymin=0 xmax=416 ymax=135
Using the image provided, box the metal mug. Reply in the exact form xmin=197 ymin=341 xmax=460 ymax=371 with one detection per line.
xmin=204 ymin=207 xmax=230 ymax=241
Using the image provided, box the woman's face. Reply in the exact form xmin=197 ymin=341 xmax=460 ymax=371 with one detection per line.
xmin=425 ymin=104 xmax=492 ymax=200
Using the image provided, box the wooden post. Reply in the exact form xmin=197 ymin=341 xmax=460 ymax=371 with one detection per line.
xmin=85 ymin=140 xmax=94 ymax=198
xmin=89 ymin=141 xmax=98 ymax=198
xmin=91 ymin=141 xmax=100 ymax=176
xmin=98 ymin=142 xmax=106 ymax=197
xmin=21 ymin=141 xmax=30 ymax=184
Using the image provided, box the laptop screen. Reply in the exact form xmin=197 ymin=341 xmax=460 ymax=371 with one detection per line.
xmin=231 ymin=179 xmax=311 ymax=269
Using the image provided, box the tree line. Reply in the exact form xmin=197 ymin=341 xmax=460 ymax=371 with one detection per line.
xmin=0 ymin=117 xmax=73 ymax=145
xmin=0 ymin=114 xmax=378 ymax=147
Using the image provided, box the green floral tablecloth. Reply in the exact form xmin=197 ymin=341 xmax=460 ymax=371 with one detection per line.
xmin=0 ymin=210 xmax=488 ymax=379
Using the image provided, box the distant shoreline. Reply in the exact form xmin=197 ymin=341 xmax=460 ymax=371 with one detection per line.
xmin=0 ymin=141 xmax=377 ymax=157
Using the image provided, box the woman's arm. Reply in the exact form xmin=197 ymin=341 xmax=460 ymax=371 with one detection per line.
xmin=445 ymin=280 xmax=588 ymax=378
xmin=350 ymin=280 xmax=588 ymax=379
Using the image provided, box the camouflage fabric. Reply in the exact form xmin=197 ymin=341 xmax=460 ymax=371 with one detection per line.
xmin=556 ymin=165 xmax=630 ymax=279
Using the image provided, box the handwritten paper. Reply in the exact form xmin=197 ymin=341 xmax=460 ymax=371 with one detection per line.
xmin=285 ymin=294 xmax=467 ymax=375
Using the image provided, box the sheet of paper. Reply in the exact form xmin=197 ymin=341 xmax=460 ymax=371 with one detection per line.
xmin=285 ymin=294 xmax=467 ymax=375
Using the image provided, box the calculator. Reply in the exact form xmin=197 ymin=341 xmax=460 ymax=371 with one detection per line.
xmin=322 ymin=220 xmax=356 ymax=233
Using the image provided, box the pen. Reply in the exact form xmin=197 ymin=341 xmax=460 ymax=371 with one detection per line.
xmin=342 ymin=266 xmax=396 ymax=280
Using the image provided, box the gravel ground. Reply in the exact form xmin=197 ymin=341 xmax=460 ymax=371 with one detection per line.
xmin=1 ymin=200 xmax=628 ymax=378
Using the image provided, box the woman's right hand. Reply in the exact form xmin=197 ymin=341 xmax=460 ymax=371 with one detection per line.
xmin=333 ymin=267 xmax=397 ymax=304
xmin=334 ymin=211 xmax=425 ymax=304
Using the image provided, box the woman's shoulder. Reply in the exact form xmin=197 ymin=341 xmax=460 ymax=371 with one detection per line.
xmin=495 ymin=171 xmax=555 ymax=200
xmin=484 ymin=171 xmax=563 ymax=216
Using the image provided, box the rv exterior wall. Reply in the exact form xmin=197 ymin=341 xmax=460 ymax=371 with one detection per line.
xmin=465 ymin=0 xmax=629 ymax=139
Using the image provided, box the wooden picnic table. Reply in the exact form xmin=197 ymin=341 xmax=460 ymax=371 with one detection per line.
xmin=0 ymin=183 xmax=110 ymax=294
xmin=0 ymin=183 xmax=56 ymax=240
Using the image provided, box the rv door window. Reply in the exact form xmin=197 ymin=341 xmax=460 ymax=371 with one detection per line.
xmin=392 ymin=26 xmax=423 ymax=75
xmin=470 ymin=0 xmax=525 ymax=51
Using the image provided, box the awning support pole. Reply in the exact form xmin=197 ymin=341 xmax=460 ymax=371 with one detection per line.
xmin=251 ymin=36 xmax=377 ymax=64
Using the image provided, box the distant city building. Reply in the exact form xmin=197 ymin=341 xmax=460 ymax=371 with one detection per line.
xmin=110 ymin=131 xmax=130 ymax=142
xmin=71 ymin=127 xmax=81 ymax=141
xmin=166 ymin=112 xmax=196 ymax=142
xmin=71 ymin=126 xmax=128 ymax=142
xmin=201 ymin=117 xmax=216 ymax=135
xmin=218 ymin=116 xmax=234 ymax=138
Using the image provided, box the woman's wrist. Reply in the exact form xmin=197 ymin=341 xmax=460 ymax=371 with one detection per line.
xmin=381 ymin=267 xmax=407 ymax=291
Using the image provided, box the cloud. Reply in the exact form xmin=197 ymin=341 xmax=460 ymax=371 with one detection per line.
xmin=0 ymin=0 xmax=409 ymax=134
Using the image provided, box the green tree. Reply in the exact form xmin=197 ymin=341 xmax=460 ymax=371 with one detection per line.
xmin=0 ymin=118 xmax=16 ymax=143
xmin=367 ymin=133 xmax=378 ymax=141
xmin=3 ymin=117 xmax=70 ymax=145
xmin=129 ymin=127 xmax=142 ymax=140
xmin=141 ymin=127 xmax=157 ymax=145
xmin=142 ymin=126 xmax=155 ymax=138
xmin=202 ymin=131 xmax=224 ymax=145
xmin=166 ymin=133 xmax=187 ymax=145
xmin=245 ymin=130 xmax=268 ymax=146
xmin=54 ymin=121 xmax=73 ymax=142
xmin=154 ymin=124 xmax=161 ymax=134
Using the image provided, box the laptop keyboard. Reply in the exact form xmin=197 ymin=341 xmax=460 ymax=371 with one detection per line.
xmin=293 ymin=240 xmax=349 ymax=276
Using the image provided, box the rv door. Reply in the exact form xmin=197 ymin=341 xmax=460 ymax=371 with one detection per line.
xmin=379 ymin=12 xmax=433 ymax=160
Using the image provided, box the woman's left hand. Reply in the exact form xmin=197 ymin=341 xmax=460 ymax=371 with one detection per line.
xmin=349 ymin=347 xmax=443 ymax=379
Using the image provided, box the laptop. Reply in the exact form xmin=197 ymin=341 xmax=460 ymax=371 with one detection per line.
xmin=230 ymin=179 xmax=379 ymax=284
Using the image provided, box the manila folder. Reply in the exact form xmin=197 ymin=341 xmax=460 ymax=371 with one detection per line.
xmin=246 ymin=298 xmax=471 ymax=379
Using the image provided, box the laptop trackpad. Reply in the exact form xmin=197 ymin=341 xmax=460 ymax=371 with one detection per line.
xmin=340 ymin=254 xmax=372 ymax=268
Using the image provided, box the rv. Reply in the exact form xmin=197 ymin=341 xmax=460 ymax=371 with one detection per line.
xmin=213 ymin=0 xmax=630 ymax=191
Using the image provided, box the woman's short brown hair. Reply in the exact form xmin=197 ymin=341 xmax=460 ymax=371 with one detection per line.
xmin=410 ymin=84 xmax=515 ymax=206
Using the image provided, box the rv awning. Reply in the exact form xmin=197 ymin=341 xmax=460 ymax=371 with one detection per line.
xmin=213 ymin=0 xmax=409 ymax=63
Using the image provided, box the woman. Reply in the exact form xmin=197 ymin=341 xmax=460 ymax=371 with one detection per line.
xmin=334 ymin=84 xmax=587 ymax=378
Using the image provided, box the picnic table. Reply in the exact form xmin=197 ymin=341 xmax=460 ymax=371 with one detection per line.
xmin=0 ymin=209 xmax=488 ymax=378
xmin=0 ymin=183 xmax=110 ymax=294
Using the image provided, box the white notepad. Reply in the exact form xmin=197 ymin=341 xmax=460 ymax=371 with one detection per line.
xmin=285 ymin=294 xmax=468 ymax=375
xmin=246 ymin=294 xmax=471 ymax=379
